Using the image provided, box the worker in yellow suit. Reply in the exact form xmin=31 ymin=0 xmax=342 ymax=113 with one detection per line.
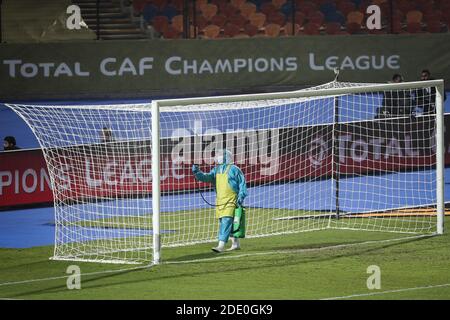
xmin=192 ymin=149 xmax=248 ymax=253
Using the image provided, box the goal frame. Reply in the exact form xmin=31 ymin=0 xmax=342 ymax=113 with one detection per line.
xmin=151 ymin=79 xmax=445 ymax=265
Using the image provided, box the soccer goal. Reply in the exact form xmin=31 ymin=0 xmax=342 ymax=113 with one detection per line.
xmin=6 ymin=79 xmax=445 ymax=265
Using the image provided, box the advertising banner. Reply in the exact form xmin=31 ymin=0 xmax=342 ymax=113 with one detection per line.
xmin=1 ymin=115 xmax=449 ymax=208
xmin=1 ymin=34 xmax=449 ymax=100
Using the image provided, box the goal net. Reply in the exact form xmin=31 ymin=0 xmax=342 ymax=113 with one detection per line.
xmin=6 ymin=79 xmax=445 ymax=265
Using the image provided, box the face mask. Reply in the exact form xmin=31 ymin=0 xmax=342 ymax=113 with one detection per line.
xmin=216 ymin=149 xmax=225 ymax=164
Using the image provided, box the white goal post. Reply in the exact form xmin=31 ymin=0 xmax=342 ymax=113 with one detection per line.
xmin=6 ymin=79 xmax=445 ymax=265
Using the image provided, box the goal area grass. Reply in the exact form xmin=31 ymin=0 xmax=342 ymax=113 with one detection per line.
xmin=0 ymin=216 xmax=449 ymax=300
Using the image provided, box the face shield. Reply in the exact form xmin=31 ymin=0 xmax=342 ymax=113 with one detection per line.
xmin=216 ymin=149 xmax=225 ymax=165
xmin=215 ymin=149 xmax=232 ymax=165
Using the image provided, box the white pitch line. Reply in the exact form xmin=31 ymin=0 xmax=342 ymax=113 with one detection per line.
xmin=0 ymin=265 xmax=151 ymax=288
xmin=322 ymin=283 xmax=450 ymax=300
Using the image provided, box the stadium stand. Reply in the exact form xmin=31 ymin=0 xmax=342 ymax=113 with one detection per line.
xmin=129 ymin=0 xmax=450 ymax=39
xmin=5 ymin=0 xmax=448 ymax=42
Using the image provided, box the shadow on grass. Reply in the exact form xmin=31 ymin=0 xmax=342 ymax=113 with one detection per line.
xmin=4 ymin=234 xmax=434 ymax=299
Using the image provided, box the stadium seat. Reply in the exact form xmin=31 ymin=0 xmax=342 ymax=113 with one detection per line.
xmin=294 ymin=11 xmax=306 ymax=26
xmin=195 ymin=15 xmax=209 ymax=30
xmin=221 ymin=3 xmax=240 ymax=17
xmin=303 ymin=22 xmax=321 ymax=35
xmin=320 ymin=2 xmax=337 ymax=17
xmin=249 ymin=12 xmax=267 ymax=28
xmin=150 ymin=0 xmax=168 ymax=10
xmin=211 ymin=0 xmax=228 ymax=11
xmin=133 ymin=0 xmax=147 ymax=14
xmin=325 ymin=22 xmax=343 ymax=35
xmin=280 ymin=1 xmax=294 ymax=17
xmin=231 ymin=0 xmax=247 ymax=9
xmin=416 ymin=0 xmax=435 ymax=15
xmin=223 ymin=23 xmax=241 ymax=37
xmin=378 ymin=1 xmax=391 ymax=16
xmin=355 ymin=0 xmax=371 ymax=13
xmin=152 ymin=15 xmax=170 ymax=33
xmin=171 ymin=0 xmax=184 ymax=11
xmin=396 ymin=0 xmax=416 ymax=14
xmin=272 ymin=0 xmax=287 ymax=9
xmin=337 ymin=1 xmax=356 ymax=17
xmin=202 ymin=24 xmax=221 ymax=38
xmin=171 ymin=14 xmax=184 ymax=33
xmin=249 ymin=0 xmax=264 ymax=9
xmin=350 ymin=0 xmax=364 ymax=7
xmin=211 ymin=14 xmax=228 ymax=28
xmin=240 ymin=2 xmax=257 ymax=19
xmin=406 ymin=10 xmax=423 ymax=24
xmin=260 ymin=2 xmax=278 ymax=16
xmin=142 ymin=4 xmax=159 ymax=22
xmin=325 ymin=11 xmax=345 ymax=25
xmin=347 ymin=11 xmax=364 ymax=25
xmin=283 ymin=22 xmax=301 ymax=36
xmin=406 ymin=22 xmax=423 ymax=33
xmin=162 ymin=25 xmax=181 ymax=39
xmin=308 ymin=11 xmax=325 ymax=26
xmin=264 ymin=23 xmax=281 ymax=37
xmin=391 ymin=10 xmax=405 ymax=23
xmin=196 ymin=0 xmax=209 ymax=12
xmin=391 ymin=19 xmax=404 ymax=33
xmin=443 ymin=10 xmax=450 ymax=27
xmin=229 ymin=14 xmax=248 ymax=28
xmin=425 ymin=20 xmax=443 ymax=33
xmin=424 ymin=10 xmax=443 ymax=24
xmin=346 ymin=21 xmax=362 ymax=34
xmin=161 ymin=4 xmax=179 ymax=21
xmin=439 ymin=0 xmax=450 ymax=12
xmin=201 ymin=4 xmax=219 ymax=21
xmin=297 ymin=1 xmax=318 ymax=16
xmin=268 ymin=12 xmax=286 ymax=25
xmin=244 ymin=22 xmax=260 ymax=36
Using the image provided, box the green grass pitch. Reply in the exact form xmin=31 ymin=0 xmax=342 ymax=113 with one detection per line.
xmin=0 ymin=216 xmax=449 ymax=300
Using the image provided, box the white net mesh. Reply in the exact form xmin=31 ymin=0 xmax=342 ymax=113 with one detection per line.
xmin=6 ymin=80 xmax=443 ymax=264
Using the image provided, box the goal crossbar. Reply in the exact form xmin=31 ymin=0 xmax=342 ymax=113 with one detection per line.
xmin=154 ymin=80 xmax=444 ymax=107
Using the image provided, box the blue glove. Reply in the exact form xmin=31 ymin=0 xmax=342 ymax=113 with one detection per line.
xmin=192 ymin=164 xmax=200 ymax=175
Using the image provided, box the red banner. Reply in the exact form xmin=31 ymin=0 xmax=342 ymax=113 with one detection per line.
xmin=1 ymin=116 xmax=450 ymax=208
xmin=0 ymin=149 xmax=52 ymax=207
